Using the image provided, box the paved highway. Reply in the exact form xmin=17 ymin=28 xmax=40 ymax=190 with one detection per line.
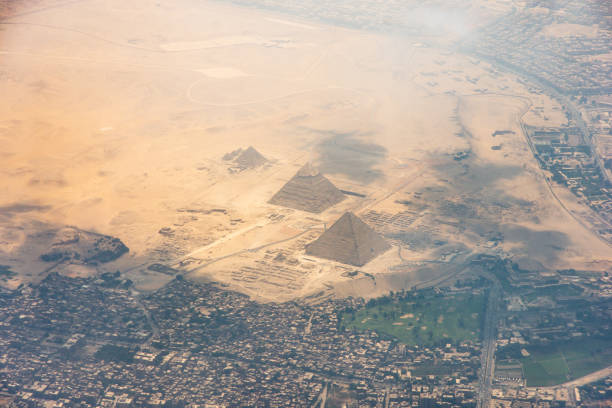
xmin=465 ymin=50 xmax=612 ymax=232
xmin=477 ymin=281 xmax=501 ymax=408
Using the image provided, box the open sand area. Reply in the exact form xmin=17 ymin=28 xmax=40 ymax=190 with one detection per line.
xmin=1 ymin=0 xmax=610 ymax=301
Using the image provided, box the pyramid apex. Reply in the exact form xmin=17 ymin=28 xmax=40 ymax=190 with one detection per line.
xmin=339 ymin=211 xmax=361 ymax=223
xmin=296 ymin=162 xmax=320 ymax=177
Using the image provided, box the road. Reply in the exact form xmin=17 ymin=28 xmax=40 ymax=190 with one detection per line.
xmin=464 ymin=50 xmax=612 ymax=237
xmin=134 ymin=293 xmax=159 ymax=347
xmin=183 ymin=223 xmax=324 ymax=275
xmin=477 ymin=280 xmax=501 ymax=408
xmin=410 ymin=254 xmax=476 ymax=290
xmin=517 ymin=103 xmax=612 ymax=246
xmin=173 ymin=219 xmax=269 ymax=266
xmin=548 ymin=80 xmax=610 ymax=187
xmin=304 ymin=312 xmax=314 ymax=335
xmin=310 ymin=382 xmax=327 ymax=408
xmin=320 ymin=383 xmax=328 ymax=408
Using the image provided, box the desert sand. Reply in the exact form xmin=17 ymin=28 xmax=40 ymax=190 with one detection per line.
xmin=1 ymin=0 xmax=609 ymax=301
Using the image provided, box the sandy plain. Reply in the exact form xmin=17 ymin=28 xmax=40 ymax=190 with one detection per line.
xmin=0 ymin=0 xmax=610 ymax=301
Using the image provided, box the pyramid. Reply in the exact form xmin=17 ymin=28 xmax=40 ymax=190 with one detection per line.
xmin=268 ymin=163 xmax=345 ymax=213
xmin=305 ymin=212 xmax=390 ymax=266
xmin=234 ymin=146 xmax=268 ymax=169
xmin=222 ymin=148 xmax=242 ymax=161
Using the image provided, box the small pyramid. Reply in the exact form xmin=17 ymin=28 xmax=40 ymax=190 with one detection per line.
xmin=222 ymin=148 xmax=243 ymax=161
xmin=268 ymin=163 xmax=345 ymax=213
xmin=305 ymin=212 xmax=390 ymax=266
xmin=234 ymin=146 xmax=268 ymax=169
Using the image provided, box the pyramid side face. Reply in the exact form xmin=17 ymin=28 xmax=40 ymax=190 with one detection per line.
xmin=305 ymin=214 xmax=361 ymax=266
xmin=348 ymin=213 xmax=391 ymax=265
xmin=268 ymin=173 xmax=344 ymax=213
xmin=223 ymin=148 xmax=243 ymax=161
xmin=305 ymin=212 xmax=390 ymax=266
xmin=235 ymin=147 xmax=267 ymax=168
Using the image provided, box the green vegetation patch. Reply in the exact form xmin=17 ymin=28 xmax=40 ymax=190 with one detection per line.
xmin=94 ymin=344 xmax=136 ymax=363
xmin=411 ymin=362 xmax=457 ymax=377
xmin=524 ymin=355 xmax=569 ymax=386
xmin=521 ymin=337 xmax=612 ymax=387
xmin=341 ymin=291 xmax=485 ymax=346
xmin=522 ymin=359 xmax=565 ymax=387
xmin=522 ymin=283 xmax=583 ymax=302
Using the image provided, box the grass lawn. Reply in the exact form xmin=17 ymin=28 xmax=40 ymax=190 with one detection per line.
xmin=564 ymin=338 xmax=612 ymax=378
xmin=521 ymin=337 xmax=612 ymax=387
xmin=341 ymin=292 xmax=485 ymax=346
xmin=522 ymin=284 xmax=583 ymax=303
xmin=522 ymin=354 xmax=569 ymax=386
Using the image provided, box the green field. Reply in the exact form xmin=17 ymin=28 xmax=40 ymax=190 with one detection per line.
xmin=494 ymin=359 xmax=523 ymax=379
xmin=341 ymin=292 xmax=485 ymax=346
xmin=521 ymin=338 xmax=612 ymax=386
xmin=522 ymin=283 xmax=583 ymax=303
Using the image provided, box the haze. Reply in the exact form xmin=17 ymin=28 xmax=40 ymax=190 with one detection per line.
xmin=2 ymin=0 xmax=609 ymax=300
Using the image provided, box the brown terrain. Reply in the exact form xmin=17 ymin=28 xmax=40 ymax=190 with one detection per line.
xmin=0 ymin=0 xmax=610 ymax=301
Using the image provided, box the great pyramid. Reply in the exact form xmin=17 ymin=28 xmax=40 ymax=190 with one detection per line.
xmin=268 ymin=163 xmax=345 ymax=213
xmin=305 ymin=212 xmax=390 ymax=266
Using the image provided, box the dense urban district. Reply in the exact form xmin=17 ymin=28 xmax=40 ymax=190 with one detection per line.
xmin=1 ymin=255 xmax=612 ymax=407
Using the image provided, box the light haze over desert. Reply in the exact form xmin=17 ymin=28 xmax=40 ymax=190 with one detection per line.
xmin=1 ymin=0 xmax=610 ymax=302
